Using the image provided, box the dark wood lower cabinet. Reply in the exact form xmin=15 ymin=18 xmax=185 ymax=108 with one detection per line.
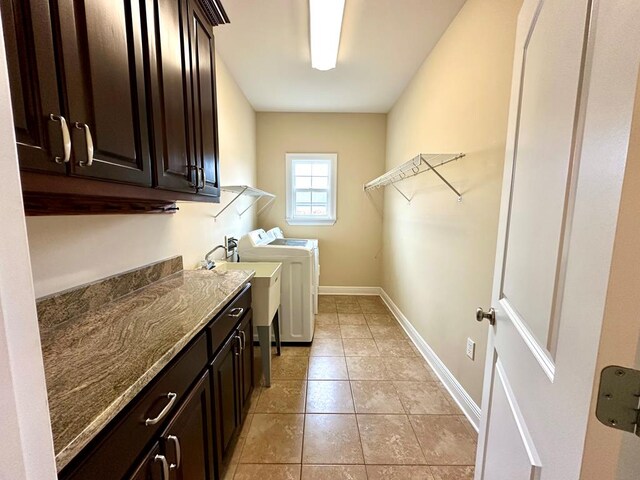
xmin=59 ymin=285 xmax=252 ymax=480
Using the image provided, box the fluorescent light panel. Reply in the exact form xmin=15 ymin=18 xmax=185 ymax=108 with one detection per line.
xmin=309 ymin=0 xmax=345 ymax=71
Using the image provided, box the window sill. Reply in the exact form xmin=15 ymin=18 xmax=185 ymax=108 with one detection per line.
xmin=286 ymin=218 xmax=336 ymax=226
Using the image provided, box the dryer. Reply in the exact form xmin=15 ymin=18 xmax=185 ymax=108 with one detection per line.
xmin=238 ymin=229 xmax=315 ymax=343
xmin=267 ymin=227 xmax=320 ymax=314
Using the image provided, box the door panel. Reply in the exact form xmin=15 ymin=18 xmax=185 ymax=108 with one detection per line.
xmin=161 ymin=372 xmax=214 ymax=480
xmin=211 ymin=334 xmax=239 ymax=467
xmin=501 ymin=0 xmax=587 ymax=359
xmin=146 ymin=0 xmax=197 ymax=193
xmin=0 ymin=0 xmax=66 ymax=173
xmin=58 ymin=0 xmax=152 ymax=185
xmin=476 ymin=0 xmax=640 ymax=479
xmin=190 ymin=1 xmax=220 ymax=197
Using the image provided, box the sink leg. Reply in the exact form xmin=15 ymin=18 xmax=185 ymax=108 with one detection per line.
xmin=257 ymin=325 xmax=272 ymax=387
xmin=274 ymin=308 xmax=282 ymax=356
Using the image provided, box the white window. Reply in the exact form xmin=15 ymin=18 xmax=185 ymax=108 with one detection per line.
xmin=286 ymin=153 xmax=337 ymax=226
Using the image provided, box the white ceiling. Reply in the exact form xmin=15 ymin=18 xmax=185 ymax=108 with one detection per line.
xmin=214 ymin=0 xmax=467 ymax=113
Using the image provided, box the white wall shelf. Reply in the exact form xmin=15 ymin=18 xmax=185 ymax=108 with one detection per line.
xmin=214 ymin=185 xmax=276 ymax=221
xmin=364 ymin=153 xmax=465 ymax=202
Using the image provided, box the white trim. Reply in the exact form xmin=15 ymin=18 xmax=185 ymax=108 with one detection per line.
xmin=379 ymin=289 xmax=482 ymax=430
xmin=319 ymin=286 xmax=381 ymax=296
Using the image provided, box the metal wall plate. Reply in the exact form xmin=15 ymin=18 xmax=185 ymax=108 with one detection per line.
xmin=595 ymin=365 xmax=640 ymax=437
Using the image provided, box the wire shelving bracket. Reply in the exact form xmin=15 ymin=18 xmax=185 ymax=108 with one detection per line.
xmin=363 ymin=153 xmax=465 ymax=202
xmin=214 ymin=185 xmax=276 ymax=221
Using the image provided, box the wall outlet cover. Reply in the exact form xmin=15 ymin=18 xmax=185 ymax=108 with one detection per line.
xmin=466 ymin=338 xmax=475 ymax=360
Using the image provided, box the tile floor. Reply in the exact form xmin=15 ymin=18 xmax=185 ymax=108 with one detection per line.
xmin=223 ymin=295 xmax=477 ymax=480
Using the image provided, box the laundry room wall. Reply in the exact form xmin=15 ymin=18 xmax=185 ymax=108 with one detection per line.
xmin=26 ymin=56 xmax=258 ymax=298
xmin=382 ymin=0 xmax=523 ymax=405
xmin=255 ymin=112 xmax=386 ymax=288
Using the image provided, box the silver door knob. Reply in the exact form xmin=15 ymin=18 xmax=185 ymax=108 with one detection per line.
xmin=476 ymin=307 xmax=496 ymax=325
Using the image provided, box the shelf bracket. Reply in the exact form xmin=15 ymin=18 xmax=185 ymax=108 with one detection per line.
xmin=256 ymin=196 xmax=276 ymax=216
xmin=420 ymin=155 xmax=462 ymax=201
xmin=391 ymin=182 xmax=412 ymax=203
xmin=238 ymin=195 xmax=263 ymax=217
xmin=213 ymin=186 xmax=249 ymax=221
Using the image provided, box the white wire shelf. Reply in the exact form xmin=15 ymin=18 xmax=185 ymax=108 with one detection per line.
xmin=214 ymin=185 xmax=276 ymax=220
xmin=363 ymin=153 xmax=465 ymax=202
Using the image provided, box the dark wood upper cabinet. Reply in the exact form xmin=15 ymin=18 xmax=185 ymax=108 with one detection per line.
xmin=0 ymin=0 xmax=66 ymax=174
xmin=56 ymin=0 xmax=152 ymax=186
xmin=189 ymin=0 xmax=221 ymax=198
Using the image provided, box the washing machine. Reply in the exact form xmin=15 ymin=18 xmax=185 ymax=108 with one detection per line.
xmin=267 ymin=227 xmax=320 ymax=314
xmin=238 ymin=229 xmax=315 ymax=343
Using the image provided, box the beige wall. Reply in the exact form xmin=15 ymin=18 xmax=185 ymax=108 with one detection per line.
xmin=256 ymin=113 xmax=386 ymax=287
xmin=26 ymin=56 xmax=257 ymax=298
xmin=382 ymin=0 xmax=522 ymax=404
xmin=580 ymin=70 xmax=640 ymax=480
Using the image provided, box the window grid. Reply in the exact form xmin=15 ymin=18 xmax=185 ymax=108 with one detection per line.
xmin=286 ymin=153 xmax=337 ymax=225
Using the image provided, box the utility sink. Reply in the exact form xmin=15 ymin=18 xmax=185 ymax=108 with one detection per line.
xmin=215 ymin=262 xmax=282 ymax=326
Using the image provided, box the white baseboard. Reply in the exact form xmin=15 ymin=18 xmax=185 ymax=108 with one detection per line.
xmin=379 ymin=289 xmax=481 ymax=431
xmin=319 ymin=286 xmax=382 ymax=296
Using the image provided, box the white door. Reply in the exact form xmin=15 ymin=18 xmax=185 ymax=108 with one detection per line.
xmin=475 ymin=0 xmax=640 ymax=479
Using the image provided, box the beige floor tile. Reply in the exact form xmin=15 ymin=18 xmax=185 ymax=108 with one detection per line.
xmin=366 ymin=466 xmax=434 ymax=480
xmin=308 ymin=356 xmax=349 ymax=380
xmin=310 ymin=338 xmax=344 ymax=356
xmin=394 ymin=382 xmax=458 ymax=414
xmin=254 ymin=381 xmax=307 ymax=413
xmin=334 ymin=295 xmax=360 ymax=305
xmin=410 ymin=415 xmax=477 ymax=465
xmin=336 ymin=303 xmax=362 ymax=314
xmin=281 ymin=346 xmax=311 ymax=357
xmin=357 ymin=414 xmax=426 ymax=465
xmin=385 ymin=357 xmax=435 ymax=381
xmin=351 ymin=381 xmax=404 ymax=414
xmin=228 ymin=414 xmax=253 ymax=464
xmin=248 ymin=387 xmax=262 ymax=413
xmin=369 ymin=325 xmax=408 ymax=340
xmin=376 ymin=339 xmax=417 ymax=357
xmin=342 ymin=338 xmax=380 ymax=356
xmin=241 ymin=414 xmax=304 ymax=464
xmin=359 ymin=303 xmax=390 ymax=314
xmin=315 ymin=324 xmax=342 ymax=339
xmin=357 ymin=296 xmax=385 ymax=306
xmin=271 ymin=356 xmax=309 ymax=380
xmin=221 ymin=463 xmax=236 ymax=480
xmin=234 ymin=464 xmax=301 ymax=480
xmin=435 ymin=382 xmax=464 ymax=414
xmin=338 ymin=313 xmax=367 ymax=325
xmin=318 ymin=303 xmax=337 ymax=313
xmin=364 ymin=313 xmax=396 ymax=326
xmin=340 ymin=325 xmax=373 ymax=339
xmin=315 ymin=313 xmax=339 ymax=325
xmin=346 ymin=357 xmax=388 ymax=380
xmin=303 ymin=414 xmax=364 ymax=464
xmin=430 ymin=466 xmax=474 ymax=480
xmin=301 ymin=465 xmax=367 ymax=480
xmin=306 ymin=381 xmax=354 ymax=413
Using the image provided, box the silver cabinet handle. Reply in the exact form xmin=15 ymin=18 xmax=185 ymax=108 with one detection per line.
xmin=200 ymin=166 xmax=206 ymax=189
xmin=167 ymin=435 xmax=181 ymax=470
xmin=74 ymin=122 xmax=94 ymax=167
xmin=228 ymin=307 xmax=244 ymax=319
xmin=145 ymin=392 xmax=177 ymax=426
xmin=49 ymin=114 xmax=71 ymax=164
xmin=234 ymin=335 xmax=241 ymax=356
xmin=154 ymin=454 xmax=170 ymax=480
xmin=240 ymin=330 xmax=246 ymax=350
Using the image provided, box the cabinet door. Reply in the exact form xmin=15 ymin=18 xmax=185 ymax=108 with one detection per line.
xmin=210 ymin=333 xmax=240 ymax=468
xmin=57 ymin=0 xmax=152 ymax=185
xmin=238 ymin=311 xmax=254 ymax=414
xmin=188 ymin=0 xmax=221 ymax=198
xmin=160 ymin=372 xmax=214 ymax=480
xmin=145 ymin=0 xmax=198 ymax=194
xmin=128 ymin=443 xmax=165 ymax=480
xmin=0 ymin=0 xmax=66 ymax=173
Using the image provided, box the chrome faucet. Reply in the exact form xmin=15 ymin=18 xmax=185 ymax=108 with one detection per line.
xmin=203 ymin=245 xmax=226 ymax=270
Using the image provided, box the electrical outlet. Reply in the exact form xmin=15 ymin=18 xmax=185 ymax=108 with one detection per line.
xmin=466 ymin=338 xmax=476 ymax=360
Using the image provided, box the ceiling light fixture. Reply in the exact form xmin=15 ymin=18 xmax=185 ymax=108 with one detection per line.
xmin=309 ymin=0 xmax=345 ymax=71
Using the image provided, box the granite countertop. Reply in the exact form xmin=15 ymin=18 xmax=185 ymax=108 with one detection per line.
xmin=37 ymin=258 xmax=254 ymax=471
